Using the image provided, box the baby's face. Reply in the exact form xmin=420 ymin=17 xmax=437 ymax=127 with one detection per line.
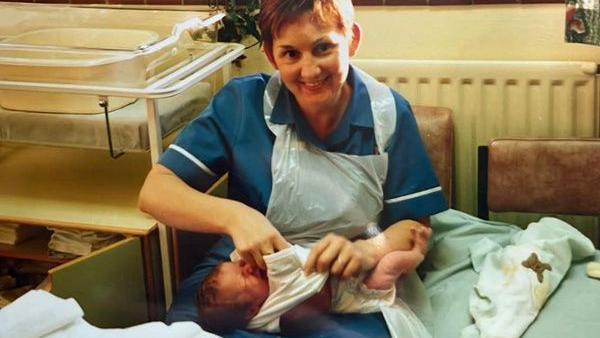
xmin=216 ymin=260 xmax=269 ymax=309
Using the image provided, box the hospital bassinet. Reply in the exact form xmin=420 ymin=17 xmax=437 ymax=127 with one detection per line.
xmin=0 ymin=3 xmax=244 ymax=152
xmin=0 ymin=3 xmax=229 ymax=115
xmin=0 ymin=3 xmax=245 ymax=318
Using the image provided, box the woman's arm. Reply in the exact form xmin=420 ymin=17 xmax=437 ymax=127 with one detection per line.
xmin=139 ymin=164 xmax=238 ymax=234
xmin=138 ymin=164 xmax=288 ymax=269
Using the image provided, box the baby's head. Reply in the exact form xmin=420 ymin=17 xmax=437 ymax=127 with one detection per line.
xmin=197 ymin=260 xmax=269 ymax=333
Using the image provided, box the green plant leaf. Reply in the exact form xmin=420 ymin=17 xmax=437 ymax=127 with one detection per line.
xmin=210 ymin=0 xmax=261 ymax=44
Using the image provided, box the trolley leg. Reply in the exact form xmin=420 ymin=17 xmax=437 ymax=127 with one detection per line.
xmin=146 ymin=98 xmax=173 ymax=310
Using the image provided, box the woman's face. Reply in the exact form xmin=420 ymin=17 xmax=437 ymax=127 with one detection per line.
xmin=268 ymin=13 xmax=360 ymax=114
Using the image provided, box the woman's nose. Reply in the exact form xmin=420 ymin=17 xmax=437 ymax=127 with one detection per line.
xmin=300 ymin=56 xmax=321 ymax=79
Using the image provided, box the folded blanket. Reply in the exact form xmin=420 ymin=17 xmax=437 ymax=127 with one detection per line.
xmin=44 ymin=319 xmax=218 ymax=338
xmin=0 ymin=290 xmax=220 ymax=338
xmin=0 ymin=290 xmax=83 ymax=338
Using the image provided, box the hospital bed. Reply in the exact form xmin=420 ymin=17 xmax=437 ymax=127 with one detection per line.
xmin=173 ymin=106 xmax=600 ymax=337
xmin=424 ymin=137 xmax=600 ymax=338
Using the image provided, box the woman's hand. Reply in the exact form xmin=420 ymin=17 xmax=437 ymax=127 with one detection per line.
xmin=226 ymin=203 xmax=289 ymax=270
xmin=304 ymin=234 xmax=376 ymax=279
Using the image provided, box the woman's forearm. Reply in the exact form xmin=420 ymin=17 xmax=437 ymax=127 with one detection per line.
xmin=139 ymin=164 xmax=288 ymax=269
xmin=138 ymin=164 xmax=242 ymax=235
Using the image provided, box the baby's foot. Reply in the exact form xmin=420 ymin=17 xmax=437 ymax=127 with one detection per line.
xmin=363 ymin=226 xmax=431 ymax=290
xmin=364 ymin=250 xmax=424 ymax=290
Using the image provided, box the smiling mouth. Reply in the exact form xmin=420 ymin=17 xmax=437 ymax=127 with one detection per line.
xmin=301 ymin=77 xmax=327 ymax=90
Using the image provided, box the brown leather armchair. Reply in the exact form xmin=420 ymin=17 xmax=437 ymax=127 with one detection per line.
xmin=477 ymin=138 xmax=600 ymax=244
xmin=412 ymin=106 xmax=453 ymax=207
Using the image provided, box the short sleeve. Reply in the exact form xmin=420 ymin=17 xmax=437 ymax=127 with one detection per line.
xmin=381 ymin=95 xmax=448 ymax=227
xmin=158 ymin=80 xmax=244 ymax=192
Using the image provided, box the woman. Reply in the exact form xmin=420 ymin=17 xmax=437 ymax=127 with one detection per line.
xmin=139 ymin=1 xmax=447 ymax=336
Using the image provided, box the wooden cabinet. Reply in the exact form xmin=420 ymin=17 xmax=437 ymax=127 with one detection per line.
xmin=0 ymin=143 xmax=162 ymax=327
xmin=48 ymin=237 xmax=148 ymax=328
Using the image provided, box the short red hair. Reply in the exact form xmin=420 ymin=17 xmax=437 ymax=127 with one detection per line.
xmin=259 ymin=0 xmax=355 ymax=60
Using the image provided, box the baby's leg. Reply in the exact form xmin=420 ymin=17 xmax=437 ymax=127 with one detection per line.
xmin=363 ymin=227 xmax=430 ymax=290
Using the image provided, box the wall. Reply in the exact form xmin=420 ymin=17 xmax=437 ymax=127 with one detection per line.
xmin=355 ymin=5 xmax=600 ymax=62
xmin=235 ymin=4 xmax=600 ymax=76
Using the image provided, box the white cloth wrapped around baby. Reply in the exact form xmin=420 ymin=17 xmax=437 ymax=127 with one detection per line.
xmin=238 ymin=244 xmax=432 ymax=338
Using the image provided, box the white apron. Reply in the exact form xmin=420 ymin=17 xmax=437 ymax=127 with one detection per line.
xmin=263 ymin=68 xmax=396 ymax=245
xmin=261 ymin=68 xmax=433 ymax=338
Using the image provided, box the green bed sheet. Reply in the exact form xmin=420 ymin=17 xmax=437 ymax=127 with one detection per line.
xmin=423 ymin=209 xmax=600 ymax=338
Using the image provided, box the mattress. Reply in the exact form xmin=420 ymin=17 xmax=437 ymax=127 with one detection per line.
xmin=0 ymin=82 xmax=212 ymax=152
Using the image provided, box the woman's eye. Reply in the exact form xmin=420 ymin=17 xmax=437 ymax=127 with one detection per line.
xmin=314 ymin=43 xmax=333 ymax=55
xmin=282 ymin=50 xmax=299 ymax=59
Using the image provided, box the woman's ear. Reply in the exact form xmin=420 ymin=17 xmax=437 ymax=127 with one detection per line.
xmin=349 ymin=23 xmax=362 ymax=57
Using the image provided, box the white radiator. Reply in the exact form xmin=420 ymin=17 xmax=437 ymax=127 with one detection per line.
xmin=353 ymin=60 xmax=599 ymax=238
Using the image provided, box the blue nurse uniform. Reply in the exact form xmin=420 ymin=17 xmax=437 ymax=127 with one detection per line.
xmin=159 ymin=66 xmax=447 ymax=337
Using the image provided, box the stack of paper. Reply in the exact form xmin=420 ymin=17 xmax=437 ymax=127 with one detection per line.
xmin=47 ymin=228 xmax=123 ymax=257
xmin=0 ymin=223 xmax=43 ymax=245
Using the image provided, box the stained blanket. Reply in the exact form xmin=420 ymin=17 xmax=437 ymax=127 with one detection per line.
xmin=425 ymin=209 xmax=600 ymax=338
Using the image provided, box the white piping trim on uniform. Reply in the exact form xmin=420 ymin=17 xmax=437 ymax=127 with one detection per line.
xmin=168 ymin=144 xmax=216 ymax=177
xmin=384 ymin=186 xmax=442 ymax=204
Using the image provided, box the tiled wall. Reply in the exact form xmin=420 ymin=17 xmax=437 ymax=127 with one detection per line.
xmin=1 ymin=0 xmax=564 ymax=5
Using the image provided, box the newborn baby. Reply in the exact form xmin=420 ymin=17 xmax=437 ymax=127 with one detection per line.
xmin=196 ymin=226 xmax=430 ymax=335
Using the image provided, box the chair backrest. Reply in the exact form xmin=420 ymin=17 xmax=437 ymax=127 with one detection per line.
xmin=479 ymin=138 xmax=600 ymax=218
xmin=412 ymin=106 xmax=454 ymax=207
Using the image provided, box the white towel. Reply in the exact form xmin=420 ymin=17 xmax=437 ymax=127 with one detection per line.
xmin=103 ymin=321 xmax=220 ymax=338
xmin=0 ymin=290 xmax=83 ymax=338
xmin=0 ymin=290 xmax=220 ymax=338
xmin=44 ymin=318 xmax=105 ymax=338
xmin=44 ymin=320 xmax=221 ymax=338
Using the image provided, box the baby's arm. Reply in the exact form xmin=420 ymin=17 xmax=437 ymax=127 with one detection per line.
xmin=279 ymin=281 xmax=332 ymax=335
xmin=362 ymin=225 xmax=431 ymax=290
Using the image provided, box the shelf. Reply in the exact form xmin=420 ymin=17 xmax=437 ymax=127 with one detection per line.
xmin=0 ymin=234 xmax=66 ymax=264
xmin=0 ymin=144 xmax=157 ymax=235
